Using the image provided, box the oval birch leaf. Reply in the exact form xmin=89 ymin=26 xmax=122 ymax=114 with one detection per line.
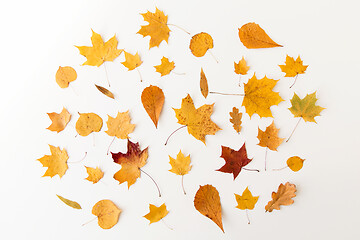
xmin=200 ymin=68 xmax=208 ymax=98
xmin=56 ymin=194 xmax=82 ymax=209
xmin=95 ymin=84 xmax=115 ymax=99
xmin=141 ymin=85 xmax=165 ymax=128
xmin=238 ymin=23 xmax=282 ymax=49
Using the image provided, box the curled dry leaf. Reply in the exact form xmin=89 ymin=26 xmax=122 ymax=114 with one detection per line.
xmin=279 ymin=55 xmax=308 ymax=77
xmin=143 ymin=203 xmax=169 ymax=224
xmin=95 ymin=84 xmax=114 ymax=99
xmin=235 ymin=187 xmax=259 ymax=210
xmin=265 ymin=182 xmax=297 ymax=212
xmin=234 ymin=57 xmax=250 ymax=75
xmin=122 ymin=51 xmax=142 ymax=71
xmin=46 ymin=107 xmax=71 ymax=133
xmin=75 ymin=113 xmax=103 ymax=136
xmin=194 ymin=185 xmax=224 ymax=232
xmin=56 ymin=66 xmax=77 ymax=88
xmin=257 ymin=121 xmax=284 ymax=151
xmin=289 ymin=92 xmax=325 ymax=123
xmin=200 ymin=68 xmax=208 ymax=98
xmin=105 ymin=111 xmax=135 ymax=139
xmin=287 ymin=156 xmax=305 ymax=172
xmin=154 ymin=57 xmax=175 ymax=76
xmin=190 ymin=32 xmax=214 ymax=57
xmin=238 ymin=22 xmax=282 ymax=49
xmin=141 ymin=85 xmax=165 ymax=128
xmin=229 ymin=107 xmax=242 ymax=133
xmin=85 ymin=166 xmax=104 ymax=184
xmin=37 ymin=145 xmax=68 ymax=178
xmin=92 ymin=199 xmax=121 ymax=229
xmin=56 ymin=195 xmax=82 ymax=209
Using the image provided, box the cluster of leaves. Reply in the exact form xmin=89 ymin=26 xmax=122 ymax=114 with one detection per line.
xmin=38 ymin=7 xmax=324 ymax=232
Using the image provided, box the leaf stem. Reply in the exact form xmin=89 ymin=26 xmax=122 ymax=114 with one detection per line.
xmin=164 ymin=125 xmax=187 ymax=145
xmin=243 ymin=168 xmax=260 ymax=172
xmin=172 ymin=71 xmax=186 ymax=75
xmin=161 ymin=219 xmax=174 ymax=230
xmin=167 ymin=23 xmax=190 ymax=35
xmin=181 ymin=175 xmax=186 ymax=195
xmin=272 ymin=166 xmax=288 ymax=171
xmin=70 ymin=84 xmax=79 ymax=96
xmin=265 ymin=147 xmax=268 ymax=171
xmin=290 ymin=74 xmax=298 ymax=88
xmin=139 ymin=168 xmax=161 ymax=197
xmin=82 ymin=216 xmax=97 ymax=226
xmin=208 ymin=50 xmax=219 ymax=63
xmin=137 ymin=68 xmax=143 ymax=82
xmin=209 ymin=91 xmax=245 ymax=96
xmin=68 ymin=152 xmax=87 ymax=164
xmin=246 ymin=209 xmax=251 ymax=224
xmin=104 ymin=63 xmax=110 ymax=87
xmin=286 ymin=118 xmax=302 ymax=142
xmin=107 ymin=136 xmax=116 ymax=155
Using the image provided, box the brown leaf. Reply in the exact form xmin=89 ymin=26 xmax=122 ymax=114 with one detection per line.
xmin=238 ymin=23 xmax=282 ymax=49
xmin=257 ymin=121 xmax=284 ymax=151
xmin=141 ymin=85 xmax=165 ymax=128
xmin=229 ymin=107 xmax=242 ymax=133
xmin=200 ymin=68 xmax=208 ymax=98
xmin=265 ymin=182 xmax=297 ymax=212
xmin=95 ymin=84 xmax=114 ymax=99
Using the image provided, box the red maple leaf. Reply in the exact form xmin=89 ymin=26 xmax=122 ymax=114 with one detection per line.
xmin=216 ymin=143 xmax=252 ymax=179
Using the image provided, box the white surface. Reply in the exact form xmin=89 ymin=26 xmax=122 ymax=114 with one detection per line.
xmin=1 ymin=0 xmax=360 ymax=239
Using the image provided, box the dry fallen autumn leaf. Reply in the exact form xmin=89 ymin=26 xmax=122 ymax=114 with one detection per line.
xmin=234 ymin=57 xmax=250 ymax=75
xmin=257 ymin=121 xmax=284 ymax=151
xmin=122 ymin=51 xmax=142 ymax=71
xmin=169 ymin=150 xmax=192 ymax=194
xmin=235 ymin=187 xmax=258 ymax=210
xmin=279 ymin=55 xmax=308 ymax=78
xmin=154 ymin=57 xmax=175 ymax=76
xmin=85 ymin=166 xmax=104 ymax=184
xmin=289 ymin=92 xmax=324 ymax=123
xmin=141 ymin=85 xmax=165 ymax=128
xmin=57 ymin=194 xmax=82 ymax=209
xmin=229 ymin=107 xmax=242 ymax=134
xmin=287 ymin=156 xmax=305 ymax=172
xmin=238 ymin=22 xmax=282 ymax=49
xmin=76 ymin=113 xmax=103 ymax=137
xmin=37 ymin=145 xmax=68 ymax=178
xmin=190 ymin=32 xmax=214 ymax=57
xmin=105 ymin=111 xmax=135 ymax=139
xmin=200 ymin=68 xmax=209 ymax=98
xmin=95 ymin=84 xmax=115 ymax=99
xmin=265 ymin=182 xmax=296 ymax=212
xmin=56 ymin=66 xmax=77 ymax=88
xmin=46 ymin=107 xmax=71 ymax=133
xmin=194 ymin=185 xmax=224 ymax=232
xmin=143 ymin=203 xmax=169 ymax=224
xmin=92 ymin=199 xmax=121 ymax=229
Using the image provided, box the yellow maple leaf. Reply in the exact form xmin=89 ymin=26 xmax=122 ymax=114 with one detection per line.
xmin=37 ymin=145 xmax=68 ymax=178
xmin=234 ymin=57 xmax=250 ymax=75
xmin=137 ymin=8 xmax=170 ymax=49
xmin=257 ymin=121 xmax=284 ymax=151
xmin=154 ymin=57 xmax=175 ymax=76
xmin=235 ymin=187 xmax=259 ymax=210
xmin=143 ymin=203 xmax=169 ymax=224
xmin=75 ymin=113 xmax=103 ymax=136
xmin=76 ymin=30 xmax=122 ymax=67
xmin=122 ymin=51 xmax=142 ymax=71
xmin=287 ymin=156 xmax=305 ymax=172
xmin=92 ymin=199 xmax=121 ymax=229
xmin=189 ymin=32 xmax=214 ymax=57
xmin=46 ymin=107 xmax=71 ymax=133
xmin=242 ymin=74 xmax=284 ymax=118
xmin=289 ymin=92 xmax=325 ymax=123
xmin=169 ymin=150 xmax=192 ymax=175
xmin=55 ymin=66 xmax=77 ymax=88
xmin=105 ymin=111 xmax=135 ymax=139
xmin=85 ymin=166 xmax=104 ymax=184
xmin=173 ymin=94 xmax=221 ymax=144
xmin=229 ymin=107 xmax=242 ymax=133
xmin=279 ymin=55 xmax=308 ymax=77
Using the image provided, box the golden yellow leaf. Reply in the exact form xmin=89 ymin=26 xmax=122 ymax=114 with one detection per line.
xmin=112 ymin=140 xmax=148 ymax=188
xmin=137 ymin=8 xmax=170 ymax=49
xmin=37 ymin=145 xmax=68 ymax=178
xmin=229 ymin=107 xmax=242 ymax=133
xmin=105 ymin=111 xmax=135 ymax=139
xmin=257 ymin=121 xmax=284 ymax=151
xmin=234 ymin=57 xmax=250 ymax=75
xmin=169 ymin=150 xmax=192 ymax=175
xmin=235 ymin=187 xmax=259 ymax=210
xmin=122 ymin=51 xmax=142 ymax=71
xmin=143 ymin=203 xmax=169 ymax=224
xmin=56 ymin=195 xmax=81 ymax=209
xmin=289 ymin=92 xmax=325 ymax=123
xmin=92 ymin=199 xmax=121 ymax=229
xmin=76 ymin=30 xmax=122 ymax=67
xmin=200 ymin=68 xmax=209 ymax=98
xmin=55 ymin=66 xmax=77 ymax=88
xmin=194 ymin=185 xmax=224 ymax=232
xmin=243 ymin=74 xmax=284 ymax=118
xmin=173 ymin=94 xmax=221 ymax=144
xmin=85 ymin=166 xmax=104 ymax=184
xmin=190 ymin=32 xmax=214 ymax=57
xmin=76 ymin=113 xmax=103 ymax=136
xmin=238 ymin=22 xmax=282 ymax=49
xmin=141 ymin=85 xmax=165 ymax=128
xmin=287 ymin=156 xmax=305 ymax=172
xmin=46 ymin=107 xmax=71 ymax=133
xmin=265 ymin=182 xmax=296 ymax=212
xmin=154 ymin=57 xmax=175 ymax=76
xmin=95 ymin=84 xmax=114 ymax=99
xmin=279 ymin=55 xmax=308 ymax=77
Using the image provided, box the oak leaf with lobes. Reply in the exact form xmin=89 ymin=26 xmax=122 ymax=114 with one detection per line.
xmin=265 ymin=182 xmax=296 ymax=212
xmin=141 ymin=85 xmax=165 ymax=128
xmin=229 ymin=107 xmax=242 ymax=133
xmin=46 ymin=107 xmax=71 ymax=133
xmin=238 ymin=22 xmax=282 ymax=49
xmin=37 ymin=145 xmax=68 ymax=178
xmin=92 ymin=199 xmax=121 ymax=229
xmin=143 ymin=203 xmax=169 ymax=224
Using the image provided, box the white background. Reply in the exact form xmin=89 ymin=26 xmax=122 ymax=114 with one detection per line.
xmin=1 ymin=0 xmax=360 ymax=239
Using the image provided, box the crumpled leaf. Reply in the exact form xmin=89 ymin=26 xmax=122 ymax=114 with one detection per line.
xmin=37 ymin=145 xmax=68 ymax=178
xmin=76 ymin=113 xmax=103 ymax=136
xmin=56 ymin=195 xmax=82 ymax=209
xmin=229 ymin=107 xmax=242 ymax=133
xmin=122 ymin=51 xmax=142 ymax=71
xmin=85 ymin=166 xmax=104 ymax=184
xmin=154 ymin=57 xmax=175 ymax=76
xmin=217 ymin=143 xmax=252 ymax=179
xmin=76 ymin=30 xmax=122 ymax=67
xmin=287 ymin=156 xmax=305 ymax=172
xmin=235 ymin=187 xmax=259 ymax=210
xmin=56 ymin=66 xmax=77 ymax=88
xmin=289 ymin=92 xmax=325 ymax=123
xmin=234 ymin=57 xmax=250 ymax=75
xmin=111 ymin=140 xmax=148 ymax=188
xmin=92 ymin=199 xmax=121 ymax=229
xmin=46 ymin=107 xmax=71 ymax=133
xmin=143 ymin=203 xmax=169 ymax=224
xmin=265 ymin=182 xmax=296 ymax=212
xmin=194 ymin=185 xmax=224 ymax=232
xmin=243 ymin=74 xmax=284 ymax=118
xmin=190 ymin=32 xmax=214 ymax=57
xmin=200 ymin=68 xmax=209 ymax=98
xmin=173 ymin=94 xmax=221 ymax=144
xmin=105 ymin=111 xmax=135 ymax=139
xmin=169 ymin=150 xmax=192 ymax=175
xmin=141 ymin=85 xmax=165 ymax=128
xmin=257 ymin=121 xmax=284 ymax=151
xmin=95 ymin=84 xmax=114 ymax=99
xmin=279 ymin=55 xmax=308 ymax=77
xmin=238 ymin=23 xmax=282 ymax=49
xmin=137 ymin=8 xmax=170 ymax=49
